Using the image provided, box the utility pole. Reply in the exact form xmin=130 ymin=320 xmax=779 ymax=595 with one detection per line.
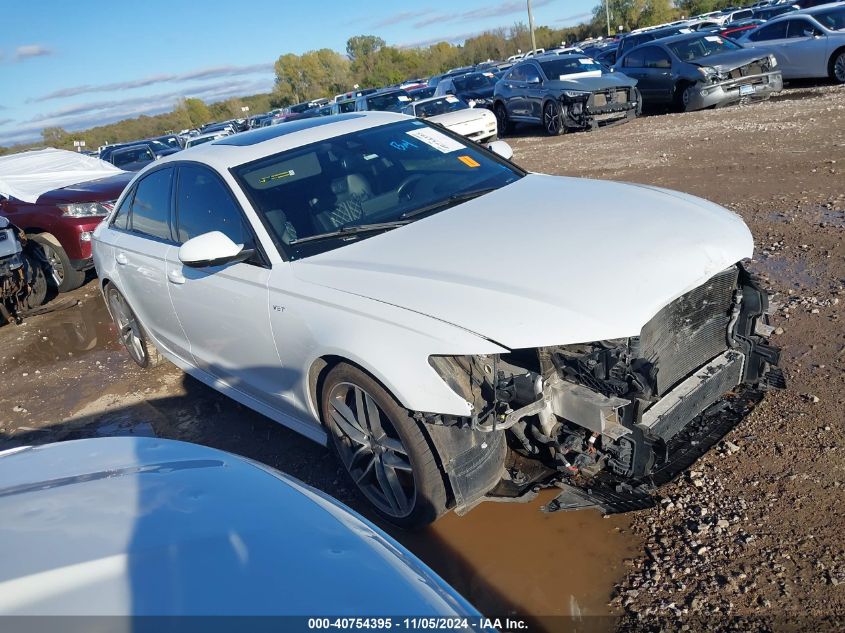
xmin=605 ymin=0 xmax=612 ymax=37
xmin=527 ymin=0 xmax=537 ymax=54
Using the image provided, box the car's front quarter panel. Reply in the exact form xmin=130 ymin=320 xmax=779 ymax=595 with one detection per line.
xmin=267 ymin=266 xmax=507 ymax=421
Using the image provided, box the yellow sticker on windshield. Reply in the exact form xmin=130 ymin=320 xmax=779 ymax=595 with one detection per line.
xmin=259 ymin=169 xmax=295 ymax=184
xmin=458 ymin=155 xmax=480 ymax=168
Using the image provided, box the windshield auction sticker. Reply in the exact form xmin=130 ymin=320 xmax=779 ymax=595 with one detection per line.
xmin=406 ymin=128 xmax=465 ymax=153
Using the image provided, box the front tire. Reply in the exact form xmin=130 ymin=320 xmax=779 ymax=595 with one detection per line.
xmin=494 ymin=102 xmax=513 ymax=136
xmin=675 ymin=82 xmax=695 ymax=112
xmin=24 ymin=259 xmax=47 ymax=309
xmin=831 ymin=49 xmax=845 ymax=84
xmin=29 ymin=234 xmax=86 ymax=293
xmin=543 ymin=100 xmax=565 ymax=136
xmin=321 ymin=363 xmax=448 ymax=528
xmin=106 ymin=285 xmax=163 ymax=369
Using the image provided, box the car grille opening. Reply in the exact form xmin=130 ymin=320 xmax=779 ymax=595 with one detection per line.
xmin=639 ymin=266 xmax=738 ymax=396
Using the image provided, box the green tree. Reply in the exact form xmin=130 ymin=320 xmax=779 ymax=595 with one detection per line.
xmin=181 ymin=98 xmax=212 ymax=127
xmin=273 ymin=49 xmax=350 ymax=105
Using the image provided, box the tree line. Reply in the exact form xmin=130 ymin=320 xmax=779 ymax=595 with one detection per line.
xmin=0 ymin=0 xmax=756 ymax=156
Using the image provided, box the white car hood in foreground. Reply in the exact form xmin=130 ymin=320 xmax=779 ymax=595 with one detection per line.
xmin=293 ymin=174 xmax=753 ymax=349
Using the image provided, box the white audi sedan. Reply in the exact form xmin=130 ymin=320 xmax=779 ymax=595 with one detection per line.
xmin=93 ymin=112 xmax=781 ymax=527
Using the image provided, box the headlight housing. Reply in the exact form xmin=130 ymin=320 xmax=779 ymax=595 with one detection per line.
xmin=768 ymin=54 xmax=778 ymax=68
xmin=58 ymin=201 xmax=115 ymax=218
xmin=697 ymin=66 xmax=717 ymax=79
xmin=561 ymin=90 xmax=590 ymax=99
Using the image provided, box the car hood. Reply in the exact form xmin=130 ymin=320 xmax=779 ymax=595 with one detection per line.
xmin=0 ymin=438 xmax=479 ymax=616
xmin=429 ymin=109 xmax=492 ymax=126
xmin=546 ymin=72 xmax=638 ymax=90
xmin=292 ymin=174 xmax=753 ymax=349
xmin=37 ymin=172 xmax=134 ymax=204
xmin=690 ymin=48 xmax=770 ymax=71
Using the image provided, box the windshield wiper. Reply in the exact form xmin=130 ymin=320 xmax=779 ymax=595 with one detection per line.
xmin=288 ymin=221 xmax=409 ymax=246
xmin=399 ymin=186 xmax=499 ymax=220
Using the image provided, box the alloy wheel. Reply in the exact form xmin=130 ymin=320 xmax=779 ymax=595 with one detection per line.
xmin=328 ymin=382 xmax=416 ymax=518
xmin=682 ymin=86 xmax=693 ymax=110
xmin=41 ymin=243 xmax=65 ymax=284
xmin=835 ymin=52 xmax=845 ymax=84
xmin=108 ymin=290 xmax=146 ymax=365
xmin=543 ymin=101 xmax=561 ymax=135
xmin=494 ymin=104 xmax=509 ymax=135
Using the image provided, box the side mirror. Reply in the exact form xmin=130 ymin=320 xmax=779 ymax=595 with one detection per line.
xmin=178 ymin=231 xmax=253 ymax=268
xmin=487 ymin=140 xmax=514 ymax=161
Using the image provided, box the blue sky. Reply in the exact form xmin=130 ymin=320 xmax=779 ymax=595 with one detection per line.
xmin=0 ymin=0 xmax=596 ymax=145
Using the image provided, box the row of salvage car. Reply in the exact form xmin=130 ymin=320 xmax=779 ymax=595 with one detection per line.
xmin=487 ymin=3 xmax=843 ymax=135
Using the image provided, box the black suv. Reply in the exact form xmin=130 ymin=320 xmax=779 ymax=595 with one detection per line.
xmin=492 ymin=55 xmax=640 ymax=135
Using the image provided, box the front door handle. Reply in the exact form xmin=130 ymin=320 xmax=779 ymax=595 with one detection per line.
xmin=167 ymin=270 xmax=186 ymax=285
xmin=115 ymin=253 xmax=128 ymax=265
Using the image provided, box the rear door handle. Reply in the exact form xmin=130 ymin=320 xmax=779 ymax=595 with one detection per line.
xmin=167 ymin=270 xmax=186 ymax=285
xmin=115 ymin=253 xmax=128 ymax=265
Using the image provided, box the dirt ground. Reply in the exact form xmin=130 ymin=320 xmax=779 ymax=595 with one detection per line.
xmin=1 ymin=81 xmax=844 ymax=631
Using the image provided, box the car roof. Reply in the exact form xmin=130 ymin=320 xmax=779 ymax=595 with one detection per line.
xmin=167 ymin=112 xmax=408 ymax=170
xmin=796 ymin=1 xmax=845 ymax=15
xmin=410 ymin=95 xmax=463 ymax=105
xmin=633 ymin=30 xmax=717 ymax=47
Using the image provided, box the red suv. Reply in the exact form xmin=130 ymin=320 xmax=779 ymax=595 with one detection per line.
xmin=0 ymin=172 xmax=133 ymax=292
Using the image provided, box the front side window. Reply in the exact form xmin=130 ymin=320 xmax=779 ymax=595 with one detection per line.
xmin=174 ymin=165 xmax=251 ymax=247
xmin=129 ymin=168 xmax=173 ymax=241
xmin=786 ymin=18 xmax=822 ymax=38
xmin=642 ymin=47 xmax=673 ymax=69
xmin=522 ymin=65 xmax=542 ymax=83
xmin=623 ymin=49 xmax=646 ymax=68
xmin=111 ymin=187 xmax=134 ymax=230
xmin=232 ymin=120 xmax=523 ymax=259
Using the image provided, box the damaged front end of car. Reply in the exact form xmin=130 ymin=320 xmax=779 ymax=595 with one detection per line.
xmin=558 ymin=86 xmax=641 ymax=131
xmin=689 ymin=54 xmax=783 ymax=110
xmin=424 ymin=263 xmax=783 ymax=515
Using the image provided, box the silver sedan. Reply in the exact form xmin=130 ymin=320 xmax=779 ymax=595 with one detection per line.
xmin=737 ymin=3 xmax=845 ymax=82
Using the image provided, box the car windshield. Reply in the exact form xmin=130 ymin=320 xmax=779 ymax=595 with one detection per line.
xmin=158 ymin=137 xmax=181 ymax=149
xmin=413 ymin=97 xmax=468 ymax=117
xmin=365 ymin=92 xmax=411 ymax=112
xmin=667 ymin=35 xmax=742 ymax=60
xmin=540 ymin=56 xmax=604 ymax=78
xmin=815 ymin=7 xmax=845 ymax=30
xmin=233 ymin=120 xmax=522 ymax=258
xmin=452 ymin=73 xmax=497 ymax=92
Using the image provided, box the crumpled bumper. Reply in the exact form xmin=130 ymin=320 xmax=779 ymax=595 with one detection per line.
xmin=687 ymin=70 xmax=783 ymax=110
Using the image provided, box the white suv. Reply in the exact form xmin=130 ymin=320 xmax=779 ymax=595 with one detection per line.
xmin=93 ymin=112 xmax=780 ymax=526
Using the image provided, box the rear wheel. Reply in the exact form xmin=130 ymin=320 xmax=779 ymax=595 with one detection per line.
xmin=321 ymin=363 xmax=448 ymax=528
xmin=29 ymin=234 xmax=86 ymax=293
xmin=831 ymin=50 xmax=845 ymax=84
xmin=543 ymin=100 xmax=565 ymax=136
xmin=106 ymin=285 xmax=162 ymax=368
xmin=494 ymin=102 xmax=513 ymax=136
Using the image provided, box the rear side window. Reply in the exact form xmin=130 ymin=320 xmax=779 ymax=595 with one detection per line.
xmin=623 ymin=49 xmax=646 ymax=68
xmin=130 ymin=168 xmax=173 ymax=241
xmin=174 ymin=165 xmax=251 ymax=247
xmin=750 ymin=21 xmax=788 ymax=41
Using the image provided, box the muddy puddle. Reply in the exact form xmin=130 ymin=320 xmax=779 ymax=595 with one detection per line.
xmin=393 ymin=491 xmax=637 ymax=628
